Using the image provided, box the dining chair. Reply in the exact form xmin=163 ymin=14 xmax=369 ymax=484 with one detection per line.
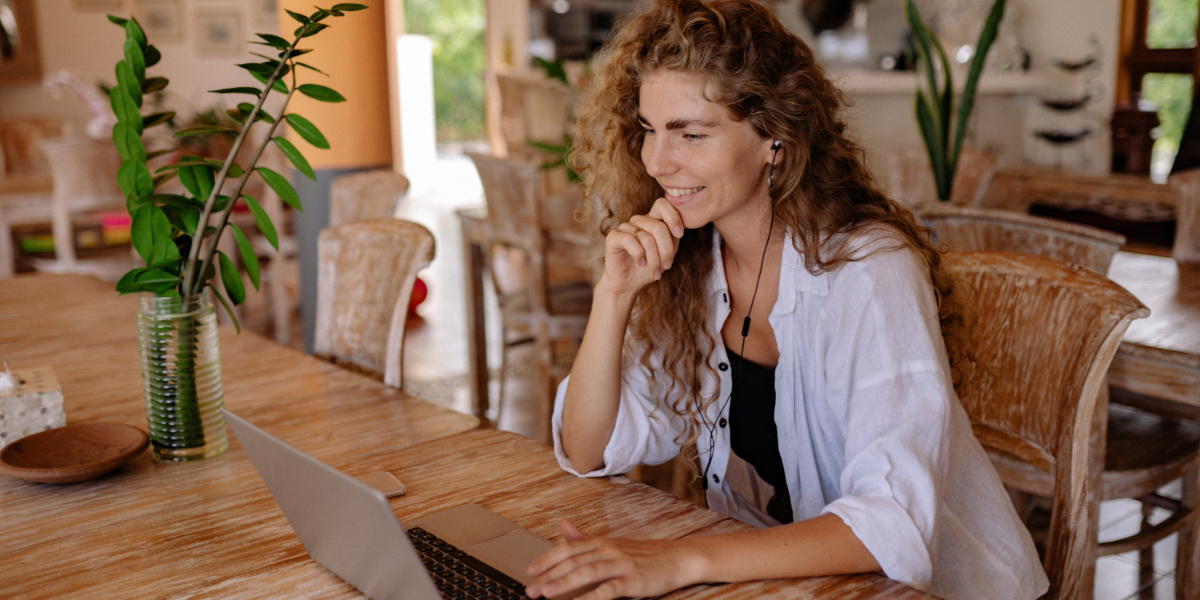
xmin=886 ymin=146 xmax=999 ymax=207
xmin=31 ymin=137 xmax=136 ymax=281
xmin=1170 ymin=168 xmax=1200 ymax=264
xmin=466 ymin=151 xmax=592 ymax=443
xmin=329 ymin=169 xmax=409 ymax=227
xmin=918 ymin=204 xmax=1126 ymax=274
xmin=945 ymin=251 xmax=1154 ymax=600
xmin=493 ymin=72 xmax=572 ymax=162
xmin=314 ymin=219 xmax=435 ymax=389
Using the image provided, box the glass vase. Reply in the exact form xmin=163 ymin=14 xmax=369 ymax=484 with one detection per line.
xmin=136 ymin=292 xmax=229 ymax=462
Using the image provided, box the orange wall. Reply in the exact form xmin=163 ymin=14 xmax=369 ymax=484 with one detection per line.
xmin=278 ymin=0 xmax=392 ymax=169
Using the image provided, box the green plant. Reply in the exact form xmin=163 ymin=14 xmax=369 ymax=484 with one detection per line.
xmin=905 ymin=0 xmax=1005 ymax=201
xmin=108 ymin=5 xmax=366 ymax=329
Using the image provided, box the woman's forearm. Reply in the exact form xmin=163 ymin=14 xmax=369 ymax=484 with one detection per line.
xmin=560 ymin=278 xmax=640 ymax=471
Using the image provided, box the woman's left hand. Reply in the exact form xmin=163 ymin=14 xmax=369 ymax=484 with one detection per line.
xmin=525 ymin=519 xmax=704 ymax=600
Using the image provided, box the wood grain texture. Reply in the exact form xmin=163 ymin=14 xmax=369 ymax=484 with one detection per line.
xmin=0 ymin=274 xmax=928 ymax=599
xmin=981 ymin=165 xmax=1174 ymax=220
xmin=329 ymin=169 xmax=410 ymax=227
xmin=314 ymin=219 xmax=436 ymax=388
xmin=944 ymin=252 xmax=1148 ymax=600
xmin=919 ymin=204 xmax=1125 ymax=275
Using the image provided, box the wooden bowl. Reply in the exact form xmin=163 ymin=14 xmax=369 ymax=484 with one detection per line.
xmin=0 ymin=424 xmax=149 ymax=484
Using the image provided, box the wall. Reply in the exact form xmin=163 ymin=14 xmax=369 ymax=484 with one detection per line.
xmin=1 ymin=0 xmax=286 ymax=133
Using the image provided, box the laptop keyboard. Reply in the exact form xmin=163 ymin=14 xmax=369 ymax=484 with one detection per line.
xmin=407 ymin=527 xmax=528 ymax=600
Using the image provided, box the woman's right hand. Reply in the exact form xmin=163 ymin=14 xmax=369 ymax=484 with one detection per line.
xmin=599 ymin=197 xmax=685 ymax=298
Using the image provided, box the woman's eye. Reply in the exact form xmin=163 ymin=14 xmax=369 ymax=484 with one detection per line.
xmin=684 ymin=133 xmax=705 ymax=141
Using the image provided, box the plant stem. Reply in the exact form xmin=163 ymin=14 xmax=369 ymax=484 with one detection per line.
xmin=180 ymin=33 xmax=307 ymax=299
xmin=191 ymin=85 xmax=297 ymax=295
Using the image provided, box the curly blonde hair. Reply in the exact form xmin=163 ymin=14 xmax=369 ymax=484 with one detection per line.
xmin=571 ymin=0 xmax=974 ymax=461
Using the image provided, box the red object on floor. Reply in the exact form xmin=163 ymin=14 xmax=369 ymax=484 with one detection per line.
xmin=408 ymin=277 xmax=428 ymax=316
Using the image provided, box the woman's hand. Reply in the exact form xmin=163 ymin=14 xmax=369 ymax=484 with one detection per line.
xmin=599 ymin=197 xmax=685 ymax=299
xmin=525 ymin=519 xmax=703 ymax=600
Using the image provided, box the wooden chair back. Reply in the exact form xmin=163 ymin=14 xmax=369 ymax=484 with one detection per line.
xmin=1170 ymin=168 xmax=1200 ymax=263
xmin=0 ymin=118 xmax=64 ymax=175
xmin=314 ymin=219 xmax=435 ymax=388
xmin=465 ymin=151 xmax=547 ymax=295
xmin=945 ymin=251 xmax=1148 ymax=599
xmin=493 ymin=73 xmax=571 ymax=161
xmin=38 ymin=138 xmax=125 ymax=271
xmin=887 ymin=147 xmax=998 ymax=207
xmin=920 ymin=204 xmax=1126 ymax=274
xmin=329 ymin=169 xmax=410 ymax=227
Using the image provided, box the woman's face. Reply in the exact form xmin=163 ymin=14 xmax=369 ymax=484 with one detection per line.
xmin=638 ymin=69 xmax=777 ymax=233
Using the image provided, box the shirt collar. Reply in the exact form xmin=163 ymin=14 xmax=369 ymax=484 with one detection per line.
xmin=705 ymin=227 xmax=829 ymax=317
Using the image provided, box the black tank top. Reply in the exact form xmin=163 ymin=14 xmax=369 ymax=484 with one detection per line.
xmin=726 ymin=347 xmax=793 ymax=524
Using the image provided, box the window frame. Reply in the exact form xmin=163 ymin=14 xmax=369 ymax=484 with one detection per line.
xmin=1118 ymin=0 xmax=1200 ymax=103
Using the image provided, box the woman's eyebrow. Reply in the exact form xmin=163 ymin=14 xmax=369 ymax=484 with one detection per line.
xmin=637 ymin=115 xmax=718 ymax=129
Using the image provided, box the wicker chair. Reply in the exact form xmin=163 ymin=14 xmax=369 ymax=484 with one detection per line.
xmin=887 ymin=147 xmax=999 ymax=207
xmin=314 ymin=219 xmax=435 ymax=388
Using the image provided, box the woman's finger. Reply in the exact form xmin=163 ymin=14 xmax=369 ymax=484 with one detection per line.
xmin=627 ymin=215 xmax=677 ymax=273
xmin=560 ymin=518 xmax=589 ymax=542
xmin=648 ymin=197 xmax=686 ymax=238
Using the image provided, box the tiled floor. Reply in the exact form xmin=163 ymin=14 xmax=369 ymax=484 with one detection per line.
xmin=265 ymin=144 xmax=1186 ymax=600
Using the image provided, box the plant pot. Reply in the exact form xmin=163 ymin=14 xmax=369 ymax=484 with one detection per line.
xmin=136 ymin=292 xmax=228 ymax=462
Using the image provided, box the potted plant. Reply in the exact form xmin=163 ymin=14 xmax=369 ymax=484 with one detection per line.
xmin=905 ymin=0 xmax=1006 ymax=202
xmin=108 ymin=4 xmax=365 ymax=461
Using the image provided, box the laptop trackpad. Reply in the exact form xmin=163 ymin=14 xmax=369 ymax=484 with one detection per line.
xmin=469 ymin=530 xmax=554 ymax=585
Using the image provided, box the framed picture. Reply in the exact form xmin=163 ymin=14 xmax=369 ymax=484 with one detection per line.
xmin=134 ymin=0 xmax=182 ymax=41
xmin=252 ymin=0 xmax=279 ymax=30
xmin=194 ymin=10 xmax=242 ymax=56
xmin=73 ymin=0 xmax=122 ymax=11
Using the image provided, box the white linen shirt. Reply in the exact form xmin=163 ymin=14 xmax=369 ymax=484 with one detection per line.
xmin=551 ymin=229 xmax=1049 ymax=600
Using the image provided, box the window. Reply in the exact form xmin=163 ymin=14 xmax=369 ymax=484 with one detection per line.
xmin=1119 ymin=0 xmax=1200 ymax=180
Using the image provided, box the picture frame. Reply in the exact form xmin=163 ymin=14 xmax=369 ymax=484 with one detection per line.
xmin=134 ymin=0 xmax=182 ymax=41
xmin=194 ymin=10 xmax=243 ymax=56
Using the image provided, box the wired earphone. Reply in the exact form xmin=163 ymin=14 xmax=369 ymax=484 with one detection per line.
xmin=675 ymin=139 xmax=781 ymax=497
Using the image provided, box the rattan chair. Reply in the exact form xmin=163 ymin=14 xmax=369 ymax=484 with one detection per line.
xmin=314 ymin=219 xmax=435 ymax=388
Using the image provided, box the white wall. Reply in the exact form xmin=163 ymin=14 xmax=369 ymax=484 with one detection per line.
xmin=3 ymin=0 xmax=280 ymax=135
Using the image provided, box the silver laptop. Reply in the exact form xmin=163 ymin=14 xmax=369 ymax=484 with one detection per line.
xmin=223 ymin=409 xmax=556 ymax=600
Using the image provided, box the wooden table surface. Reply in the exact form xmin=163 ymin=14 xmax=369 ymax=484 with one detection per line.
xmin=0 ymin=274 xmax=931 ymax=599
xmin=1107 ymin=251 xmax=1200 ymax=413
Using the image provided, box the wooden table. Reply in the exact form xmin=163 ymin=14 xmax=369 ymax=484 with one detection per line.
xmin=0 ymin=274 xmax=931 ymax=599
xmin=1107 ymin=251 xmax=1200 ymax=416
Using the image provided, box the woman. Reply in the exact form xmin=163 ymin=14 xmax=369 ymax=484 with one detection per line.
xmin=526 ymin=1 xmax=1049 ymax=599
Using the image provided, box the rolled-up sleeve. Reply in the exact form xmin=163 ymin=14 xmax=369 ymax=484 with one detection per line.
xmin=817 ymin=247 xmax=955 ymax=591
xmin=551 ymin=351 xmax=690 ymax=477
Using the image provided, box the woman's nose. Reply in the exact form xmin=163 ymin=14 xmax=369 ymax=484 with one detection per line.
xmin=642 ymin=138 xmax=675 ymax=178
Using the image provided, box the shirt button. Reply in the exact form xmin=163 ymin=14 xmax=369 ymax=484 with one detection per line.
xmin=718 ymin=418 xmax=727 ymax=428
xmin=712 ymin=474 xmax=720 ymax=484
xmin=718 ymin=362 xmax=728 ymax=371
xmin=722 ymin=293 xmax=728 ymax=303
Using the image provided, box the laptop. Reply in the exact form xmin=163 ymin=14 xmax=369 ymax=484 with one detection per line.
xmin=223 ymin=409 xmax=558 ymax=600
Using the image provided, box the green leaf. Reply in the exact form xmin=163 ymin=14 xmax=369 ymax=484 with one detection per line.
xmin=115 ymin=59 xmax=142 ymax=109
xmin=129 ymin=193 xmax=204 ymax=211
xmin=952 ymin=0 xmax=1006 ymax=181
xmin=151 ymin=170 xmax=178 ymax=190
xmin=249 ymin=69 xmax=289 ymax=94
xmin=243 ymin=194 xmax=278 ymax=251
xmin=915 ymin=90 xmax=949 ymax=200
xmin=115 ymin=267 xmax=141 ymax=294
xmin=125 ymin=18 xmax=147 ymax=51
xmin=218 ymin=251 xmax=247 ymax=305
xmin=107 ymin=15 xmax=129 ymax=26
xmin=173 ymin=125 xmax=239 ymax=138
xmin=143 ymin=45 xmax=161 ymax=68
xmin=149 ymin=233 xmax=181 ymax=268
xmin=118 ymin=159 xmax=154 ymax=200
xmin=286 ymin=8 xmax=311 ymax=23
xmin=134 ymin=267 xmax=181 ymax=293
xmin=256 ymin=33 xmax=291 ymax=49
xmin=296 ymin=22 xmax=329 ymax=38
xmin=146 ymin=148 xmax=177 ymax=160
xmin=124 ymin=31 xmax=146 ymax=83
xmin=295 ymin=62 xmax=328 ymax=76
xmin=131 ymin=204 xmax=159 ymax=262
xmin=258 ymin=167 xmax=303 ymax=211
xmin=210 ymin=285 xmax=242 ymax=333
xmin=311 ymin=8 xmax=331 ymax=22
xmin=535 ymin=57 xmax=569 ymax=86
xmin=331 ymin=3 xmax=368 ymax=11
xmin=237 ymin=62 xmax=277 ymax=76
xmin=178 ymin=163 xmax=215 ymax=201
xmin=237 ymin=102 xmax=275 ymax=123
xmin=282 ymin=48 xmax=313 ymax=59
xmin=161 ymin=205 xmax=201 ymax=235
xmin=142 ymin=111 xmax=174 ymax=129
xmin=110 ymin=84 xmax=142 ymax=133
xmin=141 ymin=76 xmax=169 ymax=94
xmin=273 ymin=136 xmax=315 ymax=180
xmin=297 ymin=84 xmax=345 ymax=103
xmin=230 ymin=223 xmax=260 ymax=291
xmin=211 ymin=86 xmax=263 ymax=96
xmin=285 ymin=113 xmax=329 ymax=149
xmin=112 ymin=122 xmax=145 ymax=163
xmin=213 ymin=195 xmax=233 ymax=212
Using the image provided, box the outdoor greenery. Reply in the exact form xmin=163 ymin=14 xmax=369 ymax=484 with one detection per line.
xmin=1142 ymin=0 xmax=1198 ymax=179
xmin=405 ymin=0 xmax=486 ymax=141
xmin=904 ymin=0 xmax=1006 ymax=201
xmin=108 ymin=5 xmax=365 ymax=330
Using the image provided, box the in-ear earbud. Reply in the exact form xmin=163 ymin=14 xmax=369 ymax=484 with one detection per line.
xmin=772 ymin=140 xmax=782 ymax=150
